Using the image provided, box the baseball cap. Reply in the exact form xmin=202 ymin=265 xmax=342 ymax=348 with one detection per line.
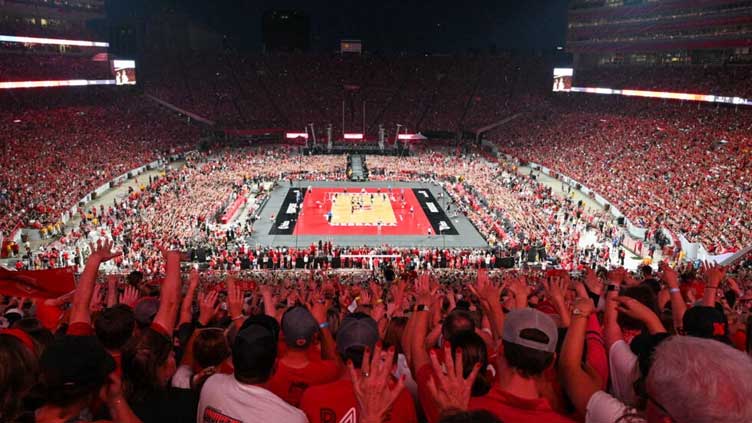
xmin=39 ymin=336 xmax=115 ymax=391
xmin=682 ymin=306 xmax=728 ymax=340
xmin=133 ymin=297 xmax=160 ymax=326
xmin=502 ymin=308 xmax=558 ymax=353
xmin=282 ymin=306 xmax=319 ymax=349
xmin=336 ymin=314 xmax=379 ymax=355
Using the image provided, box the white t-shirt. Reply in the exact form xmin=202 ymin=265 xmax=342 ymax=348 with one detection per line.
xmin=585 ymin=390 xmax=642 ymax=423
xmin=197 ymin=374 xmax=308 ymax=423
xmin=608 ymin=340 xmax=639 ymax=405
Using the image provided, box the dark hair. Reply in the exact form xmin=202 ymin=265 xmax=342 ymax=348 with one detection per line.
xmin=339 ymin=345 xmax=366 ymax=369
xmin=502 ymin=329 xmax=554 ymax=377
xmin=618 ymin=285 xmax=659 ymax=331
xmin=448 ymin=331 xmax=491 ymax=396
xmin=95 ymin=305 xmax=135 ymax=350
xmin=442 ymin=309 xmax=476 ymax=340
xmin=233 ymin=335 xmax=277 ymax=384
xmin=193 ymin=329 xmax=231 ymax=369
xmin=122 ymin=328 xmax=172 ymax=403
xmin=383 ymin=317 xmax=408 ymax=355
xmin=0 ymin=334 xmax=38 ymax=422
xmin=439 ymin=410 xmax=502 ymax=423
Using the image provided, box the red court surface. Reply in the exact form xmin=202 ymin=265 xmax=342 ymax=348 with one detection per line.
xmin=293 ymin=187 xmax=433 ymax=236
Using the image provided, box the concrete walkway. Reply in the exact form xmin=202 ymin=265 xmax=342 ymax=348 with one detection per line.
xmin=518 ymin=165 xmax=659 ymax=270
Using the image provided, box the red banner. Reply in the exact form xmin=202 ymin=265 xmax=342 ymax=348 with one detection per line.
xmin=0 ymin=267 xmax=76 ymax=298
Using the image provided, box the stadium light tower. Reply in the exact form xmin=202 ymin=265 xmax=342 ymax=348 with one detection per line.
xmin=308 ymin=123 xmax=316 ymax=146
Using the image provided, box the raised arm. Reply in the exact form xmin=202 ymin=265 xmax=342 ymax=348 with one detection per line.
xmin=70 ymin=239 xmax=121 ymax=327
xmin=106 ymin=275 xmax=118 ymax=309
xmin=178 ymin=269 xmax=200 ymax=326
xmin=310 ymin=293 xmax=336 ymax=360
xmin=409 ymin=273 xmax=435 ymax=375
xmin=468 ymin=268 xmax=505 ymax=342
xmin=702 ymin=262 xmax=725 ymax=307
xmin=614 ymin=296 xmax=666 ymax=335
xmin=558 ymin=297 xmax=602 ymax=415
xmin=659 ymin=262 xmax=686 ymax=333
xmin=152 ymin=248 xmax=182 ymax=333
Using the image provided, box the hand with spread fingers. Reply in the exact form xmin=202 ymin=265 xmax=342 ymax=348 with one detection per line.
xmin=348 ymin=343 xmax=405 ymax=423
xmin=426 ymin=343 xmax=481 ymax=416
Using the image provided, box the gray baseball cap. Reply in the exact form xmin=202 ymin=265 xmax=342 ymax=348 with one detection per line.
xmin=281 ymin=306 xmax=320 ymax=349
xmin=336 ymin=314 xmax=379 ymax=355
xmin=502 ymin=308 xmax=558 ymax=353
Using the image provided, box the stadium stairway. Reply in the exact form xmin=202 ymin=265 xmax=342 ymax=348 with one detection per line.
xmin=347 ymin=155 xmax=366 ymax=181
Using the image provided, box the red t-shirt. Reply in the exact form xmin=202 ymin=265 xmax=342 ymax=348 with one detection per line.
xmin=300 ymin=378 xmax=417 ymax=423
xmin=416 ymin=364 xmax=441 ymax=423
xmin=267 ymin=358 xmax=339 ymax=407
xmin=468 ymin=385 xmax=578 ymax=423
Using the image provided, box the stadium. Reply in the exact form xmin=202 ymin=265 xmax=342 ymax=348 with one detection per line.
xmin=1 ymin=1 xmax=752 ymax=423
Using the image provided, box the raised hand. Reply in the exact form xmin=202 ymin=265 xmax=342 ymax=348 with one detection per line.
xmin=507 ymin=274 xmax=531 ymax=308
xmin=89 ymin=238 xmax=122 ymax=263
xmin=659 ymin=261 xmax=679 ymax=289
xmin=702 ymin=261 xmax=726 ymax=288
xmin=542 ymin=276 xmax=567 ymax=305
xmin=309 ymin=292 xmax=330 ymax=324
xmin=348 ymin=343 xmax=405 ymax=423
xmin=468 ymin=268 xmax=502 ymax=305
xmin=614 ymin=296 xmax=665 ymax=333
xmin=197 ymin=290 xmax=219 ymax=326
xmin=119 ymin=285 xmax=139 ymax=308
xmin=426 ymin=343 xmax=481 ymax=415
xmin=226 ymin=274 xmax=243 ymax=321
xmin=89 ymin=283 xmax=104 ymax=313
xmin=415 ymin=272 xmax=436 ymax=306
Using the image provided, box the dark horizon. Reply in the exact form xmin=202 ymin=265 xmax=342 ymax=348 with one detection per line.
xmin=108 ymin=0 xmax=569 ymax=54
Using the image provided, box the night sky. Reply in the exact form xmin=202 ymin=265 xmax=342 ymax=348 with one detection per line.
xmin=111 ymin=0 xmax=569 ymax=53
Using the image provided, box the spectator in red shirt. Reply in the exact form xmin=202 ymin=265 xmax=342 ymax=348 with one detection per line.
xmin=268 ymin=305 xmax=339 ymax=406
xmin=466 ymin=308 xmax=577 ymax=423
xmin=300 ymin=313 xmax=418 ymax=423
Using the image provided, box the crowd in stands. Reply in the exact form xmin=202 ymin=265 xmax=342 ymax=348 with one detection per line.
xmin=369 ymin=150 xmax=623 ymax=270
xmin=0 ymin=89 xmax=202 ymax=235
xmin=0 ymin=53 xmax=113 ymax=82
xmin=2 ymin=238 xmax=752 ymax=423
xmin=142 ymin=53 xmax=548 ymax=133
xmin=495 ymin=95 xmax=752 ymax=253
xmin=6 ymin=146 xmax=629 ymax=277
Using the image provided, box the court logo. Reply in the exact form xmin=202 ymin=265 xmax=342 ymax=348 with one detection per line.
xmin=418 ymin=190 xmax=429 ymax=198
xmin=439 ymin=221 xmax=450 ymax=231
xmin=278 ymin=221 xmax=290 ymax=230
xmin=426 ymin=202 xmax=439 ymax=213
xmin=286 ymin=204 xmax=298 ymax=214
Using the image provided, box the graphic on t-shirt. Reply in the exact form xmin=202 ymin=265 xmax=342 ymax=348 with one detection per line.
xmin=320 ymin=409 xmax=336 ymax=423
xmin=203 ymin=406 xmax=242 ymax=423
xmin=339 ymin=408 xmax=356 ymax=423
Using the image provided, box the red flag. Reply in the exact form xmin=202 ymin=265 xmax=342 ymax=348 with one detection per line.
xmin=0 ymin=267 xmax=76 ymax=298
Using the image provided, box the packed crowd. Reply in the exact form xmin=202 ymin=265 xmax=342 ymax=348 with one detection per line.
xmin=2 ymin=239 xmax=752 ymax=423
xmin=10 ymin=147 xmax=629 ymax=275
xmin=369 ymin=150 xmax=624 ymax=270
xmin=0 ymin=89 xmax=202 ymax=235
xmin=0 ymin=53 xmax=113 ymax=82
xmin=142 ymin=53 xmax=548 ymax=133
xmin=495 ymin=95 xmax=752 ymax=253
